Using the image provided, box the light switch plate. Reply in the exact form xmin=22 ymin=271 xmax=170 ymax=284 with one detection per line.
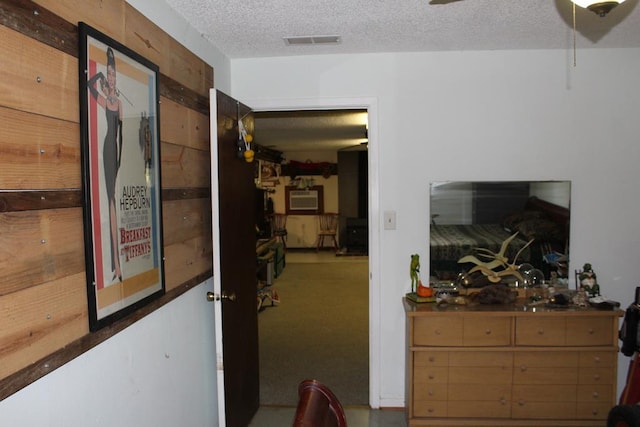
xmin=384 ymin=211 xmax=396 ymax=230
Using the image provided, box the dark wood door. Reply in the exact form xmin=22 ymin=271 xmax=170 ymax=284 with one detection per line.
xmin=215 ymin=90 xmax=259 ymax=427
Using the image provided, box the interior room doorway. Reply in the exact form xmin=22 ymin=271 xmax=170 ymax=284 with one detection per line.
xmin=246 ymin=97 xmax=380 ymax=409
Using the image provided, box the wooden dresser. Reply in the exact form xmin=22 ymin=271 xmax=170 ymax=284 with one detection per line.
xmin=404 ymin=298 xmax=623 ymax=426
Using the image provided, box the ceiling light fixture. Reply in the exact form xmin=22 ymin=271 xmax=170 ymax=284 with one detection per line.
xmin=571 ymin=0 xmax=626 ymax=17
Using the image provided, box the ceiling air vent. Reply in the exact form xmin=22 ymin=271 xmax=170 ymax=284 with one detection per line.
xmin=284 ymin=35 xmax=341 ymax=46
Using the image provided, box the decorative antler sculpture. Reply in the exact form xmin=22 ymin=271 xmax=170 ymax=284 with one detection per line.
xmin=458 ymin=232 xmax=534 ymax=283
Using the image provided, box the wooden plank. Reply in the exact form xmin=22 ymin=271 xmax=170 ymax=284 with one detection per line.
xmin=123 ymin=3 xmax=169 ymax=78
xmin=163 ymin=235 xmax=213 ymax=292
xmin=189 ymin=104 xmax=210 ymax=151
xmin=0 ymin=0 xmax=77 ymax=57
xmin=0 ymin=24 xmax=78 ymax=122
xmin=160 ymin=97 xmax=190 ymax=146
xmin=0 ymin=208 xmax=85 ymax=296
xmin=160 ymin=97 xmax=210 ymax=151
xmin=125 ymin=3 xmax=210 ymax=96
xmin=166 ymin=36 xmax=209 ymax=97
xmin=0 ymin=272 xmax=89 ymax=379
xmin=124 ymin=3 xmax=210 ymax=98
xmin=0 ymin=106 xmax=81 ymax=189
xmin=33 ymin=0 xmax=126 ymax=42
xmin=0 ymin=190 xmax=81 ymax=212
xmin=160 ymin=74 xmax=210 ymax=116
xmin=0 ymin=188 xmax=209 ymax=212
xmin=162 ymin=198 xmax=211 ymax=246
xmin=160 ymin=142 xmax=211 ymax=188
xmin=162 ymin=187 xmax=210 ymax=202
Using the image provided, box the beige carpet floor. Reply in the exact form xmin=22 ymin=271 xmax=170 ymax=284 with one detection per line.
xmin=258 ymin=258 xmax=369 ymax=406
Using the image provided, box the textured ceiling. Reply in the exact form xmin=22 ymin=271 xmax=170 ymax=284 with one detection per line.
xmin=164 ymin=0 xmax=640 ymax=59
xmin=161 ymin=0 xmax=640 ymax=153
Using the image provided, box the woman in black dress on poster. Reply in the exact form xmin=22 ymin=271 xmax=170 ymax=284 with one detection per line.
xmin=87 ymin=47 xmax=123 ymax=282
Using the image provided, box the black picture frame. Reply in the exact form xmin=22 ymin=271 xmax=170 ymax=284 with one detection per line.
xmin=78 ymin=22 xmax=165 ymax=331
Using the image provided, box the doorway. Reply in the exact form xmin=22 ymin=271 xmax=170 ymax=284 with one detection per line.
xmin=246 ymin=97 xmax=380 ymax=409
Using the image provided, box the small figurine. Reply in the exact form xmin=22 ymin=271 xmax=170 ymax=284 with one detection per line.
xmin=579 ymin=263 xmax=600 ymax=298
xmin=573 ymin=288 xmax=589 ymax=307
xmin=410 ymin=254 xmax=420 ymax=293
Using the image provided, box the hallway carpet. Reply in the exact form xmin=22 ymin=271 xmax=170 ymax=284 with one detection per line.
xmin=258 ymin=259 xmax=369 ymax=406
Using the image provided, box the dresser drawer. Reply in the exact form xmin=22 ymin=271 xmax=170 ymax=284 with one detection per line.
xmin=576 ymin=384 xmax=614 ymax=403
xmin=566 ymin=317 xmax=614 ymax=346
xmin=413 ymin=400 xmax=447 ymax=418
xmin=414 ymin=383 xmax=448 ymax=401
xmin=578 ymin=367 xmax=614 ymax=385
xmin=512 ymin=401 xmax=576 ymax=420
xmin=449 ymin=383 xmax=511 ymax=402
xmin=463 ymin=316 xmax=512 ymax=346
xmin=514 ymin=351 xmax=578 ymax=368
xmin=450 ymin=351 xmax=512 ymax=367
xmin=576 ymin=401 xmax=611 ymax=420
xmin=513 ymin=366 xmax=578 ymax=385
xmin=413 ymin=366 xmax=449 ymax=384
xmin=449 ymin=366 xmax=512 ymax=384
xmin=579 ymin=351 xmax=615 ymax=367
xmin=414 ymin=351 xmax=449 ymax=367
xmin=513 ymin=384 xmax=577 ymax=402
xmin=448 ymin=400 xmax=510 ymax=418
xmin=512 ymin=386 xmax=578 ymax=419
xmin=413 ymin=317 xmax=463 ymax=346
xmin=515 ymin=317 xmax=566 ymax=346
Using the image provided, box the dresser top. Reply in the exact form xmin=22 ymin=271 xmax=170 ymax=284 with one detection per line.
xmin=403 ymin=297 xmax=624 ymax=317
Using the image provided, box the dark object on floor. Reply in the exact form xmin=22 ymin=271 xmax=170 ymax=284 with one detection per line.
xmin=607 ymin=404 xmax=640 ymax=427
xmin=292 ymin=379 xmax=347 ymax=427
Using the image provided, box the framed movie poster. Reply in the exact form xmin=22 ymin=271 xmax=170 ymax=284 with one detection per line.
xmin=78 ymin=23 xmax=165 ymax=331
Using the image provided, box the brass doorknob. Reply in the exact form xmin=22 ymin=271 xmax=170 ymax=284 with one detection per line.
xmin=206 ymin=291 xmax=237 ymax=302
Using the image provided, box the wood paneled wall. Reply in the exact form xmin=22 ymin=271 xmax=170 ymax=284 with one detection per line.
xmin=0 ymin=0 xmax=214 ymax=399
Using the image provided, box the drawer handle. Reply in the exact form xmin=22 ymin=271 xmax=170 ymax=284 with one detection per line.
xmin=593 ymin=374 xmax=601 ymax=381
xmin=500 ymin=398 xmax=506 ymax=405
xmin=435 ymin=329 xmax=441 ymax=335
xmin=428 ymin=390 xmax=434 ymax=396
xmin=592 ymin=391 xmax=600 ymax=399
xmin=427 ymin=408 xmax=435 ymax=414
xmin=592 ymin=408 xmax=600 ymax=416
xmin=428 ymin=356 xmax=435 ymax=362
xmin=588 ymin=328 xmax=595 ymax=335
xmin=518 ymin=400 xmax=526 ymax=406
xmin=484 ymin=329 xmax=492 ymax=335
xmin=594 ymin=356 xmax=601 ymax=363
xmin=537 ymin=328 xmax=545 ymax=335
xmin=520 ymin=365 xmax=528 ymax=372
xmin=428 ymin=374 xmax=435 ymax=380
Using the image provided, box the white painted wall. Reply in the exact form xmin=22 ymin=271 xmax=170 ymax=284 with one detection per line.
xmin=0 ymin=280 xmax=218 ymax=426
xmin=231 ymin=48 xmax=640 ymax=406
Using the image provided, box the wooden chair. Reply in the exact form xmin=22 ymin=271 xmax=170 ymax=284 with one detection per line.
xmin=316 ymin=213 xmax=339 ymax=252
xmin=271 ymin=213 xmax=288 ymax=250
xmin=292 ymin=379 xmax=347 ymax=427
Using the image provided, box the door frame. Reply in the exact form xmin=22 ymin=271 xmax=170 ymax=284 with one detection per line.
xmin=209 ymin=89 xmax=227 ymax=426
xmin=243 ymin=96 xmax=381 ymax=408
